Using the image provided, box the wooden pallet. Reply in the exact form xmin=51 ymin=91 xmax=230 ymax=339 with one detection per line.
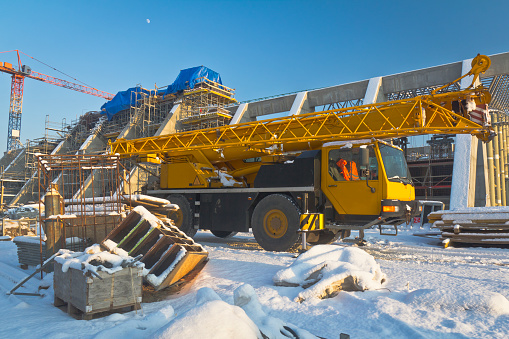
xmin=54 ymin=295 xmax=141 ymax=320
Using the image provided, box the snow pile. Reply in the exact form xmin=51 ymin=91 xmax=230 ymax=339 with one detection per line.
xmin=153 ymin=285 xmax=318 ymax=338
xmin=234 ymin=284 xmax=318 ymax=339
xmin=274 ymin=245 xmax=386 ymax=301
xmin=54 ymin=244 xmax=143 ymax=275
xmin=152 ymin=287 xmax=261 ymax=339
xmin=405 ymin=289 xmax=509 ymax=316
xmin=92 ymin=304 xmax=175 ymax=339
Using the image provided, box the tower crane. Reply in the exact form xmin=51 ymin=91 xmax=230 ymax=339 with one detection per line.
xmin=0 ymin=50 xmax=114 ymax=151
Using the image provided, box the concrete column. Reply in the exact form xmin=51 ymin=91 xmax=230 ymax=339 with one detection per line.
xmin=450 ymin=58 xmax=486 ymax=208
xmin=230 ymin=103 xmax=249 ymax=125
xmin=363 ymin=77 xmax=383 ymax=104
xmin=450 ymin=135 xmax=478 ymax=208
xmin=288 ymin=91 xmax=309 ymax=116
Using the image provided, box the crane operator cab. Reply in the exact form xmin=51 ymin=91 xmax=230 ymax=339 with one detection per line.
xmin=320 ymin=140 xmax=420 ymax=238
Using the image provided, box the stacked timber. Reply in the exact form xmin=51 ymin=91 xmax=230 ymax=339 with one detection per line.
xmin=429 ymin=207 xmax=509 ymax=247
xmin=13 ymin=236 xmax=90 ymax=267
xmin=122 ymin=194 xmax=178 ymax=219
xmin=102 ymin=206 xmax=208 ymax=291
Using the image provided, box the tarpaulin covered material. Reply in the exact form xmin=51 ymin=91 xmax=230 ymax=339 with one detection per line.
xmin=163 ymin=66 xmax=222 ymax=96
xmin=101 ymin=87 xmax=150 ymax=121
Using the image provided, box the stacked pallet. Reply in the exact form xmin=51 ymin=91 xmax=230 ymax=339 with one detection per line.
xmin=429 ymin=207 xmax=509 ymax=247
xmin=54 ymin=260 xmax=142 ymax=320
xmin=13 ymin=236 xmax=91 ymax=267
xmin=102 ymin=206 xmax=208 ymax=291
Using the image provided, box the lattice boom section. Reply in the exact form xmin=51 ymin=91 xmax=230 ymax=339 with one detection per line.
xmin=111 ymin=90 xmax=493 ymax=163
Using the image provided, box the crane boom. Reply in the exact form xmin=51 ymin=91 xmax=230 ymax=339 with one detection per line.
xmin=26 ymin=71 xmax=114 ymax=100
xmin=110 ymin=87 xmax=493 ymax=162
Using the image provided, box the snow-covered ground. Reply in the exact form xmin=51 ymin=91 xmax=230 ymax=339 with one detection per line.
xmin=0 ymin=227 xmax=508 ymax=338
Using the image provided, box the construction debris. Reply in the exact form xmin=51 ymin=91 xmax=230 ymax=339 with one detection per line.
xmin=429 ymin=207 xmax=509 ymax=247
xmin=102 ymin=206 xmax=208 ymax=291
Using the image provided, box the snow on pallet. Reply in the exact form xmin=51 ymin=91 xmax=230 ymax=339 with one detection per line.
xmin=102 ymin=206 xmax=208 ymax=291
xmin=429 ymin=207 xmax=509 ymax=246
xmin=53 ymin=248 xmax=143 ymax=320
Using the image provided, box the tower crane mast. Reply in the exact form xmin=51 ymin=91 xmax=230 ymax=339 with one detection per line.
xmin=0 ymin=50 xmax=114 ymax=151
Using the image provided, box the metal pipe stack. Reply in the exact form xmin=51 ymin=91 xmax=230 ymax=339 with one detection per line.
xmin=489 ymin=111 xmax=509 ymax=206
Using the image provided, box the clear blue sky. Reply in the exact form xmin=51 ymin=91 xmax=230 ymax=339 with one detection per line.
xmin=0 ymin=0 xmax=508 ymax=153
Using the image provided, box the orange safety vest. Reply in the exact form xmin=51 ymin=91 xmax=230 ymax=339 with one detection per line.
xmin=337 ymin=159 xmax=359 ymax=181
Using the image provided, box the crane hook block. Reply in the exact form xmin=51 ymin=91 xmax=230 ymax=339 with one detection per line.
xmin=469 ymin=54 xmax=491 ymax=77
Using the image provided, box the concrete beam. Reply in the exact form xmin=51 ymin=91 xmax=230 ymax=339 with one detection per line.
xmin=306 ymin=80 xmax=368 ymax=108
xmin=226 ymin=52 xmax=509 ymax=123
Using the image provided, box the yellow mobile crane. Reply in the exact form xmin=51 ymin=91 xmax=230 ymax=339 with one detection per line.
xmin=110 ymin=55 xmax=494 ymax=251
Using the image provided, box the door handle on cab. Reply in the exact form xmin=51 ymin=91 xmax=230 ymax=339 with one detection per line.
xmin=328 ymin=184 xmax=337 ymax=187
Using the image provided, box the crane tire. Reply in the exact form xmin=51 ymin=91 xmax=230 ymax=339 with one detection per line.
xmin=167 ymin=194 xmax=197 ymax=238
xmin=210 ymin=231 xmax=238 ymax=239
xmin=251 ymin=194 xmax=301 ymax=252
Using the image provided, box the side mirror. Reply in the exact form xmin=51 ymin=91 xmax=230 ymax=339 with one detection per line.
xmin=360 ymin=147 xmax=369 ymax=168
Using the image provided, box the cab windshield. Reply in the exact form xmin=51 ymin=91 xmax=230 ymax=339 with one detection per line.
xmin=379 ymin=144 xmax=412 ymax=185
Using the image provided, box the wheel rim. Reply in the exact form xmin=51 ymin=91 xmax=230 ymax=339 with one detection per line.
xmin=168 ymin=209 xmax=183 ymax=228
xmin=263 ymin=209 xmax=288 ymax=238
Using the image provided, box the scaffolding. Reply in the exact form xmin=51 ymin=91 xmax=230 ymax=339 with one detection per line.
xmin=37 ymin=154 xmax=127 ymax=252
xmin=177 ymin=78 xmax=236 ymax=131
xmin=101 ymin=87 xmax=174 ymax=140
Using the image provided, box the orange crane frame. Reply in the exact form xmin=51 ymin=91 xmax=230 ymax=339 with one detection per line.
xmin=0 ymin=50 xmax=114 ymax=151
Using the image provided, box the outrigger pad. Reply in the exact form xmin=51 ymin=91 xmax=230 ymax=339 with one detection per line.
xmin=102 ymin=206 xmax=208 ymax=291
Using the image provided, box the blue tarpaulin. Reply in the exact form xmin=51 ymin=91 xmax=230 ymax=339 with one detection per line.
xmin=163 ymin=66 xmax=222 ymax=96
xmin=100 ymin=87 xmax=150 ymax=121
xmin=101 ymin=66 xmax=222 ymax=120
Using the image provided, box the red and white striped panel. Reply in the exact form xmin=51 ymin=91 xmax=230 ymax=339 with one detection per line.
xmin=470 ymin=104 xmax=488 ymax=125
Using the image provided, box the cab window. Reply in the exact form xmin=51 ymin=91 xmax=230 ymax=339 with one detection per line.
xmin=328 ymin=146 xmax=378 ymax=182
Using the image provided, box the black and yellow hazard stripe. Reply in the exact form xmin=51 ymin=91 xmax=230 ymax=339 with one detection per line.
xmin=299 ymin=213 xmax=324 ymax=231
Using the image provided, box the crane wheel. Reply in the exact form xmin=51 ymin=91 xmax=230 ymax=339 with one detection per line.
xmin=167 ymin=194 xmax=197 ymax=238
xmin=210 ymin=231 xmax=238 ymax=239
xmin=251 ymin=194 xmax=301 ymax=252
